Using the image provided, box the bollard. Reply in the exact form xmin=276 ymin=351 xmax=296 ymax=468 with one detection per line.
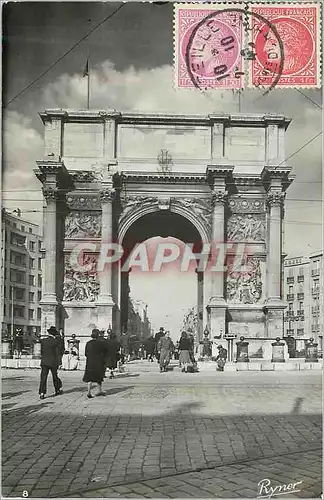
xmin=305 ymin=338 xmax=319 ymax=363
xmin=236 ymin=336 xmax=250 ymax=362
xmin=271 ymin=337 xmax=285 ymax=363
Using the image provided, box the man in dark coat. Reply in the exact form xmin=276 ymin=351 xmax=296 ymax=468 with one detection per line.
xmin=39 ymin=326 xmax=63 ymax=399
xmin=154 ymin=327 xmax=165 ymax=362
xmin=216 ymin=345 xmax=228 ymax=371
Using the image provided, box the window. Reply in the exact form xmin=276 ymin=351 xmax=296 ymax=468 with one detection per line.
xmin=13 ymin=223 xmax=17 ymax=228
xmin=13 ymin=306 xmax=25 ymax=318
xmin=299 ymin=301 xmax=304 ymax=311
xmin=29 ymin=292 xmax=35 ymax=302
xmin=38 ymin=241 xmax=42 ymax=251
xmin=29 ymin=241 xmax=35 ymax=252
xmin=38 ymin=275 xmax=42 ymax=287
xmin=29 ymin=275 xmax=34 ymax=286
xmin=10 ymin=232 xmax=26 ymax=247
xmin=21 ymin=225 xmax=25 ymax=232
xmin=288 ymin=268 xmax=293 ymax=277
xmin=11 ymin=270 xmax=26 ymax=284
xmin=289 ymin=286 xmax=293 ymax=294
xmin=37 ymin=308 xmax=41 ymax=320
xmin=29 ymin=227 xmax=32 ymax=233
xmin=28 ymin=309 xmax=34 ymax=320
xmin=14 ymin=288 xmax=25 ymax=301
xmin=29 ymin=258 xmax=35 ymax=269
xmin=37 ymin=291 xmax=41 ymax=301
xmin=288 ymin=303 xmax=293 ymax=311
xmin=38 ymin=257 xmax=42 ymax=268
xmin=4 ymin=304 xmax=6 ymax=316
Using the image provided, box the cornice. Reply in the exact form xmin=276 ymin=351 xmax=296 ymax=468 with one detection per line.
xmin=121 ymin=171 xmax=207 ymax=184
xmin=38 ymin=110 xmax=292 ymax=130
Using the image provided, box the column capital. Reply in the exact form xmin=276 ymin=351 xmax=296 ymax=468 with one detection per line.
xmin=100 ymin=187 xmax=116 ymax=203
xmin=42 ymin=186 xmax=59 ymax=203
xmin=212 ymin=190 xmax=227 ymax=206
xmin=266 ymin=191 xmax=285 ymax=208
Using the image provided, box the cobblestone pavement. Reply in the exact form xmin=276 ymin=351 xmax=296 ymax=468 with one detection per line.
xmin=2 ymin=363 xmax=322 ymax=498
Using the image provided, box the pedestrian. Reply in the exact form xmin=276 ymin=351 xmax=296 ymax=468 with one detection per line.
xmin=39 ymin=326 xmax=63 ymax=400
xmin=216 ymin=345 xmax=228 ymax=371
xmin=14 ymin=329 xmax=24 ymax=358
xmin=154 ymin=327 xmax=165 ymax=362
xmin=106 ymin=330 xmax=121 ymax=378
xmin=120 ymin=331 xmax=129 ymax=363
xmin=158 ymin=331 xmax=174 ymax=372
xmin=57 ymin=328 xmax=65 ymax=368
xmin=178 ymin=331 xmax=192 ymax=372
xmin=83 ymin=329 xmax=107 ymax=398
xmin=144 ymin=335 xmax=155 ymax=362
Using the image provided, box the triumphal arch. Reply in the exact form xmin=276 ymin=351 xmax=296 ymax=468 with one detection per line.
xmin=35 ymin=109 xmax=293 ymax=358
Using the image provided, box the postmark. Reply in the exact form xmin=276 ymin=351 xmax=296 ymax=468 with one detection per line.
xmin=174 ymin=2 xmax=321 ymax=90
xmin=174 ymin=4 xmax=245 ymax=89
xmin=250 ymin=3 xmax=321 ymax=88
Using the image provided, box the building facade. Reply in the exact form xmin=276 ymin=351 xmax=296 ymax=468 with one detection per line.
xmin=1 ymin=209 xmax=43 ymax=346
xmin=284 ymin=252 xmax=323 ymax=355
xmin=35 ymin=109 xmax=293 ymax=358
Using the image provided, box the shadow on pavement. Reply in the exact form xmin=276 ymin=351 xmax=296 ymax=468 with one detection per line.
xmin=2 ymin=393 xmax=322 ymax=499
xmin=3 ymin=390 xmax=30 ymax=399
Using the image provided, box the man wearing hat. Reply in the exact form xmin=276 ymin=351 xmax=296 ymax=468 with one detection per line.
xmin=39 ymin=326 xmax=64 ymax=399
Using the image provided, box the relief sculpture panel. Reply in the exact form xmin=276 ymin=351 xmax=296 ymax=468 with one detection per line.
xmin=63 ymin=255 xmax=99 ymax=302
xmin=227 ymin=214 xmax=266 ymax=242
xmin=65 ymin=212 xmax=101 ymax=239
xmin=172 ymin=197 xmax=212 ymax=236
xmin=226 ymin=257 xmax=263 ymax=304
xmin=119 ymin=196 xmax=159 ymax=225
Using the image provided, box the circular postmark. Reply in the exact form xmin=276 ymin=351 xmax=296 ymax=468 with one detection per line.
xmin=183 ymin=7 xmax=284 ymax=94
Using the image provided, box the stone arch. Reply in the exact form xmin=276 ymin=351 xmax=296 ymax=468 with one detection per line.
xmin=118 ymin=202 xmax=210 ymax=246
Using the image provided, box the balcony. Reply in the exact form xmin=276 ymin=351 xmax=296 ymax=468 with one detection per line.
xmin=287 ymin=277 xmax=294 ymax=284
xmin=287 ymin=294 xmax=294 ymax=301
xmin=312 ymin=287 xmax=320 ymax=297
xmin=297 ymin=329 xmax=304 ymax=336
xmin=286 ymin=329 xmax=294 ymax=336
xmin=311 ymin=324 xmax=320 ymax=332
xmin=312 ymin=306 xmax=320 ymax=315
xmin=312 ymin=269 xmax=320 ymax=277
xmin=286 ymin=311 xmax=294 ymax=318
xmin=297 ymin=275 xmax=304 ymax=282
xmin=297 ymin=293 xmax=304 ymax=300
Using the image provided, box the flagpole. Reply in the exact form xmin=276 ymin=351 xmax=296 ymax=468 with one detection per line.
xmin=87 ymin=56 xmax=90 ymax=110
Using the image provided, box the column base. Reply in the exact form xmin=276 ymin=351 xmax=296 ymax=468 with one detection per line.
xmin=97 ymin=296 xmax=115 ymax=331
xmin=40 ymin=299 xmax=58 ymax=334
xmin=263 ymin=300 xmax=286 ymax=338
xmin=207 ymin=299 xmax=226 ymax=339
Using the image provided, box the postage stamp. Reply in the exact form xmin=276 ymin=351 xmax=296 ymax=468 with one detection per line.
xmin=250 ymin=3 xmax=321 ymax=88
xmin=174 ymin=2 xmax=322 ymax=89
xmin=174 ymin=4 xmax=245 ymax=89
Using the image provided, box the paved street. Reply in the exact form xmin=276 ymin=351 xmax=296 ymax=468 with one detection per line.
xmin=2 ymin=362 xmax=322 ymax=498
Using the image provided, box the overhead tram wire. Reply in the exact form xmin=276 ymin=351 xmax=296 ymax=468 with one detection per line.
xmin=4 ymin=4 xmax=125 ymax=107
xmin=295 ymin=89 xmax=322 ymax=111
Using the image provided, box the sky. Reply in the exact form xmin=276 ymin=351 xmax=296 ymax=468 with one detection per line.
xmin=2 ymin=2 xmax=323 ymax=335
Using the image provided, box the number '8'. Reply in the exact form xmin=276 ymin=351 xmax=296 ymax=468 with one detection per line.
xmin=22 ymin=491 xmax=29 ymax=498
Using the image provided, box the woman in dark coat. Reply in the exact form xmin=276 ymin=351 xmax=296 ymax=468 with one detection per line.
xmin=106 ymin=331 xmax=121 ymax=379
xmin=83 ymin=329 xmax=107 ymax=398
xmin=178 ymin=331 xmax=192 ymax=372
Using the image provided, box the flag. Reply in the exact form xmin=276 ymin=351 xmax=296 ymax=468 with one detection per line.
xmin=83 ymin=59 xmax=89 ymax=77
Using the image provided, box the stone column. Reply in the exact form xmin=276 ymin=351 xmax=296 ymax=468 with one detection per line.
xmin=264 ymin=191 xmax=286 ymax=337
xmin=266 ymin=192 xmax=284 ymax=302
xmin=97 ymin=182 xmax=115 ymax=330
xmin=196 ymin=270 xmax=204 ymax=342
xmin=41 ymin=186 xmax=59 ymax=332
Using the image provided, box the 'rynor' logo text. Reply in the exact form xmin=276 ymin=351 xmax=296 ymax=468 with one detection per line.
xmin=257 ymin=478 xmax=303 ymax=498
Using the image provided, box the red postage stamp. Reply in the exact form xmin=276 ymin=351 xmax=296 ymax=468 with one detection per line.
xmin=174 ymin=3 xmax=321 ymax=90
xmin=250 ymin=3 xmax=321 ymax=88
xmin=174 ymin=4 xmax=244 ymax=89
